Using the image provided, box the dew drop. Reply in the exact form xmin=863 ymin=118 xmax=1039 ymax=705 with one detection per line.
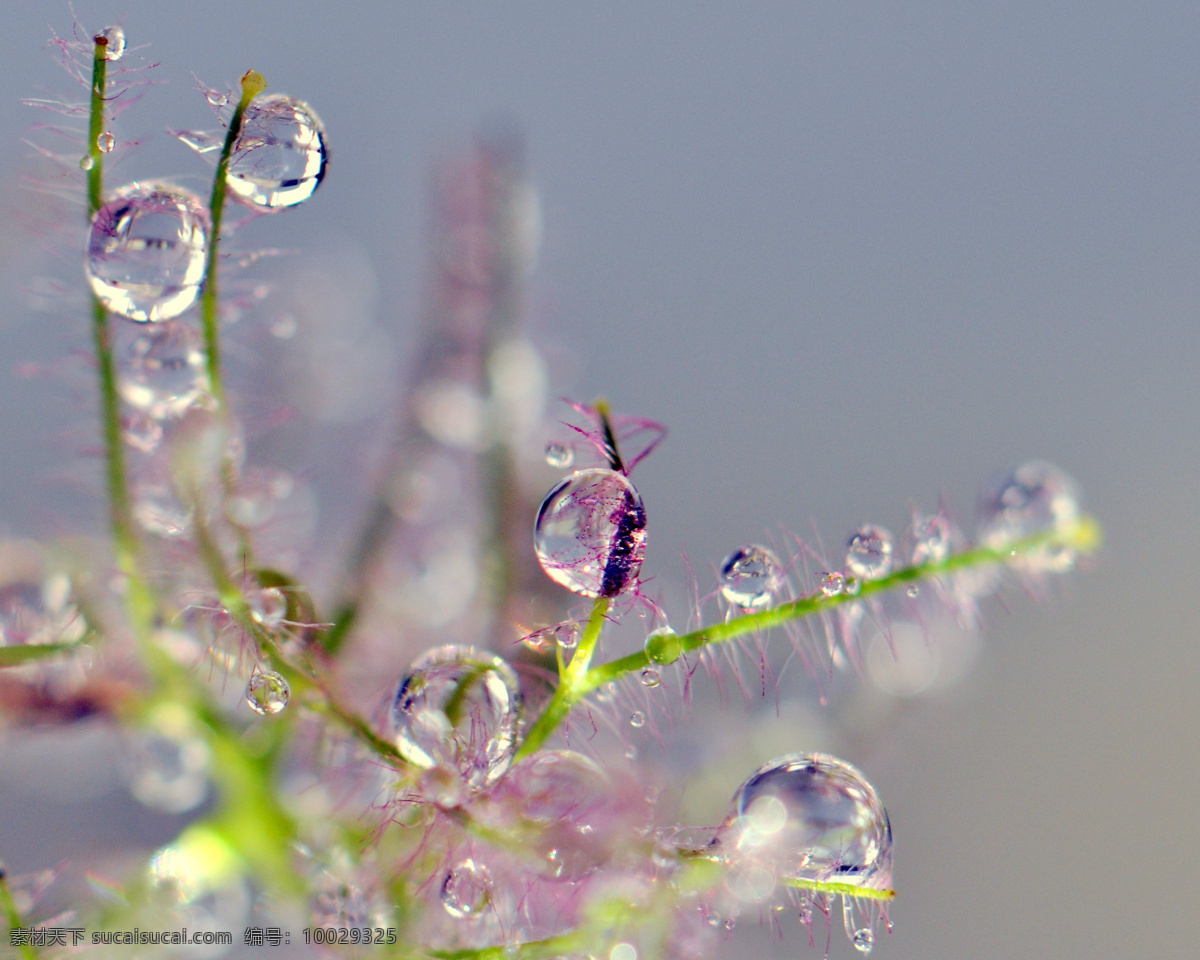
xmin=534 ymin=468 xmax=647 ymax=598
xmin=977 ymin=461 xmax=1082 ymax=573
xmin=846 ymin=525 xmax=894 ymax=581
xmin=391 ymin=645 xmax=521 ymax=795
xmin=845 ymin=577 xmax=862 ymax=596
xmin=629 ymin=710 xmax=646 ymax=728
xmin=440 ymin=859 xmax=491 ymax=919
xmin=715 ymin=754 xmax=892 ymax=893
xmin=116 ymin=321 xmax=207 ymax=419
xmin=97 ymin=131 xmax=115 ymax=154
xmin=125 ymin=725 xmax=209 ymax=814
xmin=644 ymin=626 xmax=681 ymax=665
xmin=248 ymin=587 xmax=286 ymax=628
xmin=86 ymin=183 xmax=209 ymax=323
xmin=906 ymin=585 xmax=919 ymax=598
xmin=226 ymin=95 xmax=327 ymax=211
xmin=818 ymin=571 xmax=846 ymax=597
xmin=79 ymin=154 xmax=94 ymax=171
xmin=245 ymin=670 xmax=290 ymax=715
xmin=640 ymin=668 xmax=661 ymax=688
xmin=719 ymin=544 xmax=784 ymax=610
xmin=0 ymin=569 xmax=85 ymax=648
xmin=853 ymin=928 xmax=875 ymax=954
xmin=205 ymin=89 xmax=229 ymax=108
xmin=909 ymin=513 xmax=953 ymax=566
xmin=311 ymin=880 xmax=371 ymax=928
xmin=555 ymin=621 xmax=578 ymax=649
xmin=544 ymin=441 xmax=575 ymax=469
xmin=97 ymin=27 xmax=125 ymax=61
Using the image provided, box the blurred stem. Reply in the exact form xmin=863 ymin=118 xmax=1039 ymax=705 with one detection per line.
xmin=201 ymin=69 xmax=265 ymax=407
xmin=0 ymin=869 xmax=37 ymax=960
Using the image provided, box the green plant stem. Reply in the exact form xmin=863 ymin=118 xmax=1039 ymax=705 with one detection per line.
xmin=200 ymin=69 xmax=265 ymax=407
xmin=86 ymin=36 xmax=107 ymax=217
xmin=0 ymin=869 xmax=37 ymax=960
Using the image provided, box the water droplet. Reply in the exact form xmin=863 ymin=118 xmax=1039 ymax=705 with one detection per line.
xmin=978 ymin=461 xmax=1082 ymax=573
xmin=629 ymin=710 xmax=646 ymax=728
xmin=610 ymin=943 xmax=637 ymax=960
xmin=312 ymin=880 xmax=371 ymax=928
xmin=623 ymin=745 xmax=637 ymax=760
xmin=97 ymin=131 xmax=115 ymax=154
xmin=534 ymin=468 xmax=647 ymax=598
xmin=818 ymin=571 xmax=846 ymax=597
xmin=269 ymin=314 xmax=297 ymax=339
xmin=86 ymin=183 xmax=209 ymax=323
xmin=248 ymin=587 xmax=286 ymax=628
xmin=205 ymin=89 xmax=229 ymax=108
xmin=715 ymin=754 xmax=892 ymax=893
xmin=126 ymin=725 xmax=209 ymax=813
xmin=0 ymin=567 xmax=85 ymax=647
xmin=79 ymin=154 xmax=94 ymax=171
xmin=906 ymin=584 xmax=919 ymax=598
xmin=555 ymin=621 xmax=578 ymax=649
xmin=640 ymin=667 xmax=661 ymax=688
xmin=245 ymin=670 xmax=290 ymax=715
xmin=391 ymin=645 xmax=521 ymax=795
xmin=132 ymin=482 xmax=192 ymax=538
xmin=226 ymin=95 xmax=327 ymax=211
xmin=440 ymin=859 xmax=491 ymax=918
xmin=644 ymin=626 xmax=682 ymax=664
xmin=853 ymin=928 xmax=875 ymax=953
xmin=544 ymin=441 xmax=574 ymax=469
xmin=116 ymin=321 xmax=207 ymax=419
xmin=97 ymin=27 xmax=126 ymax=61
xmin=719 ymin=544 xmax=784 ymax=610
xmin=909 ymin=513 xmax=953 ymax=566
xmin=845 ymin=525 xmax=894 ymax=581
xmin=845 ymin=577 xmax=862 ymax=596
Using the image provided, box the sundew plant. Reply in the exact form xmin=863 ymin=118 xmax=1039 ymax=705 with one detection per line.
xmin=0 ymin=17 xmax=1102 ymax=960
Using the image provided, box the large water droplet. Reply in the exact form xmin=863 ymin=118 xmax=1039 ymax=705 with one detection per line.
xmin=86 ymin=183 xmax=209 ymax=323
xmin=644 ymin=626 xmax=681 ymax=665
xmin=845 ymin=526 xmax=894 ymax=581
xmin=97 ymin=131 xmax=115 ymax=154
xmin=544 ymin=441 xmax=574 ymax=469
xmin=226 ymin=95 xmax=327 ymax=211
xmin=719 ymin=544 xmax=783 ymax=610
xmin=715 ymin=754 xmax=892 ymax=893
xmin=977 ymin=461 xmax=1082 ymax=573
xmin=534 ymin=468 xmax=647 ymax=598
xmin=391 ymin=645 xmax=521 ymax=795
xmin=245 ymin=670 xmax=290 ymax=715
xmin=116 ymin=321 xmax=207 ymax=419
xmin=440 ymin=859 xmax=491 ymax=918
xmin=97 ymin=27 xmax=125 ymax=61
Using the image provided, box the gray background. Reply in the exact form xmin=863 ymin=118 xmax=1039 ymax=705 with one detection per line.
xmin=1 ymin=2 xmax=1198 ymax=958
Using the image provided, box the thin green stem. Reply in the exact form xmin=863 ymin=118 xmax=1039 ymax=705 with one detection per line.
xmin=200 ymin=69 xmax=265 ymax=407
xmin=85 ymin=35 xmax=107 ymax=217
xmin=0 ymin=869 xmax=37 ymax=960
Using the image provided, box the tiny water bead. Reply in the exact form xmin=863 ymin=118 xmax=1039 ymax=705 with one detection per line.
xmin=97 ymin=130 xmax=115 ymax=154
xmin=909 ymin=513 xmax=954 ymax=566
xmin=534 ymin=468 xmax=647 ymax=598
xmin=716 ymin=754 xmax=892 ymax=893
xmin=644 ymin=626 xmax=681 ymax=665
xmin=226 ymin=95 xmax=328 ymax=211
xmin=391 ymin=645 xmax=521 ymax=795
xmin=245 ymin=670 xmax=290 ymax=716
xmin=629 ymin=710 xmax=646 ymax=728
xmin=977 ymin=461 xmax=1083 ymax=572
xmin=115 ymin=321 xmax=207 ymax=420
xmin=98 ymin=26 xmax=126 ymax=61
xmin=818 ymin=571 xmax=846 ymax=598
xmin=440 ymin=859 xmax=492 ymax=919
xmin=544 ymin=441 xmax=574 ymax=469
xmin=80 ymin=155 xmax=94 ymax=171
xmin=719 ymin=544 xmax=784 ymax=610
xmin=845 ymin=525 xmax=894 ymax=581
xmin=86 ymin=183 xmax=209 ymax=323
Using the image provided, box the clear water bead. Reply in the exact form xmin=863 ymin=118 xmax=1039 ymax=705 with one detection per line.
xmin=977 ymin=461 xmax=1082 ymax=573
xmin=86 ymin=183 xmax=209 ymax=323
xmin=80 ymin=154 xmax=94 ymax=171
xmin=116 ymin=321 xmax=207 ymax=419
xmin=227 ymin=95 xmax=327 ymax=211
xmin=853 ymin=928 xmax=875 ymax=953
xmin=719 ymin=544 xmax=784 ymax=610
xmin=440 ymin=859 xmax=491 ymax=919
xmin=98 ymin=27 xmax=125 ymax=61
xmin=644 ymin=626 xmax=681 ymax=664
xmin=248 ymin=587 xmax=287 ymax=628
xmin=629 ymin=711 xmax=646 ymax=728
xmin=534 ymin=468 xmax=647 ymax=598
xmin=845 ymin=525 xmax=894 ymax=581
xmin=818 ymin=571 xmax=846 ymax=598
xmin=909 ymin=513 xmax=954 ymax=566
xmin=544 ymin=441 xmax=574 ymax=469
xmin=245 ymin=671 xmax=290 ymax=715
xmin=391 ymin=645 xmax=521 ymax=795
xmin=97 ymin=131 xmax=115 ymax=154
xmin=640 ymin=667 xmax=661 ymax=688
xmin=716 ymin=753 xmax=892 ymax=892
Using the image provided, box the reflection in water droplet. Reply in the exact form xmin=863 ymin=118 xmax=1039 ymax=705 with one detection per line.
xmin=644 ymin=626 xmax=681 ymax=664
xmin=534 ymin=468 xmax=647 ymax=598
xmin=846 ymin=526 xmax=894 ymax=581
xmin=978 ymin=461 xmax=1082 ymax=573
xmin=86 ymin=183 xmax=209 ymax=323
xmin=640 ymin=667 xmax=661 ymax=688
xmin=818 ymin=571 xmax=846 ymax=597
xmin=719 ymin=544 xmax=783 ymax=610
xmin=227 ymin=95 xmax=327 ymax=211
xmin=98 ymin=27 xmax=125 ymax=61
xmin=440 ymin=859 xmax=491 ymax=918
xmin=716 ymin=753 xmax=892 ymax=893
xmin=391 ymin=645 xmax=521 ymax=795
xmin=629 ymin=710 xmax=646 ymax=728
xmin=245 ymin=670 xmax=290 ymax=715
xmin=555 ymin=621 xmax=578 ymax=649
xmin=97 ymin=131 xmax=115 ymax=153
xmin=544 ymin=441 xmax=574 ymax=469
xmin=116 ymin=320 xmax=207 ymax=419
xmin=853 ymin=928 xmax=875 ymax=954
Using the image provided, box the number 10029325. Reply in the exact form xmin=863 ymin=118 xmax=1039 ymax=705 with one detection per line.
xmin=303 ymin=928 xmax=397 ymax=945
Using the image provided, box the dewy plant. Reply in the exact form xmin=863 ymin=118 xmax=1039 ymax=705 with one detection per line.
xmin=1 ymin=20 xmax=1100 ymax=960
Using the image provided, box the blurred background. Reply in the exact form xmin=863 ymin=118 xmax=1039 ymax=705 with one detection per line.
xmin=0 ymin=2 xmax=1197 ymax=958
